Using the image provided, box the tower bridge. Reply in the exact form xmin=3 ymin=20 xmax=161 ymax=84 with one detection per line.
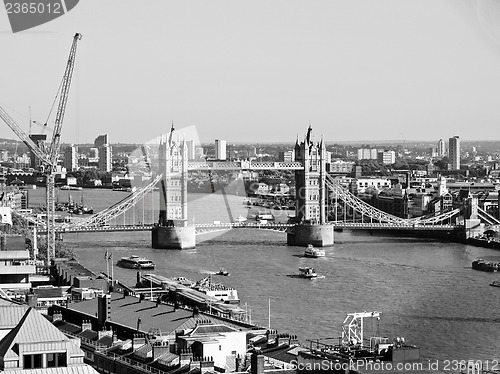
xmin=17 ymin=126 xmax=496 ymax=248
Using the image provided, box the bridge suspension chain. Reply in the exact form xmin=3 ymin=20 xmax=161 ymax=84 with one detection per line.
xmin=325 ymin=174 xmax=461 ymax=226
xmin=66 ymin=174 xmax=163 ymax=228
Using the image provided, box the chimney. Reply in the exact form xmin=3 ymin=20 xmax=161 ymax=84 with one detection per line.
xmin=179 ymin=349 xmax=193 ymax=366
xmin=132 ymin=334 xmax=146 ymax=350
xmin=98 ymin=328 xmax=113 ymax=340
xmin=289 ymin=334 xmax=299 ymax=346
xmin=277 ymin=333 xmax=289 ymax=346
xmin=81 ymin=320 xmax=92 ymax=331
xmin=52 ymin=312 xmax=63 ymax=322
xmin=26 ymin=294 xmax=38 ymax=308
xmin=200 ymin=357 xmax=215 ymax=374
xmin=266 ymin=329 xmax=277 ymax=347
xmin=250 ymin=350 xmax=265 ymax=374
xmin=97 ymin=294 xmax=110 ymax=329
xmin=192 ymin=306 xmax=199 ymax=317
xmin=152 ymin=341 xmax=169 ymax=360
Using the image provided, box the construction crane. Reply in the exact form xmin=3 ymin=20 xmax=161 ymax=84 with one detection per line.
xmin=0 ymin=33 xmax=82 ymax=264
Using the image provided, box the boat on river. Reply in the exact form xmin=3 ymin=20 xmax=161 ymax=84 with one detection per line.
xmin=303 ymin=244 xmax=325 ymax=258
xmin=490 ymin=281 xmax=500 ymax=287
xmin=216 ymin=267 xmax=230 ymax=276
xmin=298 ymin=267 xmax=317 ymax=279
xmin=472 ymin=259 xmax=499 ymax=272
xmin=117 ymin=255 xmax=155 ymax=270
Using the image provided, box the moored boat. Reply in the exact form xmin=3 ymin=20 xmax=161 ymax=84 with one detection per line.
xmin=472 ymin=259 xmax=499 ymax=272
xmin=303 ymin=244 xmax=325 ymax=258
xmin=117 ymin=255 xmax=155 ymax=270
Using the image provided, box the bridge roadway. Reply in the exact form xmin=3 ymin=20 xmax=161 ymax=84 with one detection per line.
xmin=54 ymin=221 xmax=462 ymax=234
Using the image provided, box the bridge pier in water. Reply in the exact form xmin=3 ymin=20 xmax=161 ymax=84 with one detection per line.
xmin=152 ymin=224 xmax=196 ymax=249
xmin=287 ymin=224 xmax=334 ymax=247
xmin=289 ymin=125 xmax=334 ymax=247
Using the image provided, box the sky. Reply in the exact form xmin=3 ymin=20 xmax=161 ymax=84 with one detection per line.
xmin=1 ymin=0 xmax=500 ymax=145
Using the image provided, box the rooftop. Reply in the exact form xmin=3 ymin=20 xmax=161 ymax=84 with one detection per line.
xmin=62 ymin=292 xmax=253 ymax=336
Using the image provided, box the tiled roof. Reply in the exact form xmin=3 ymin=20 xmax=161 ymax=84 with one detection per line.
xmin=80 ymin=330 xmax=98 ymax=341
xmin=6 ymin=365 xmax=99 ymax=374
xmin=157 ymin=351 xmax=178 ymax=365
xmin=262 ymin=344 xmax=300 ymax=364
xmin=65 ymin=293 xmax=250 ymax=336
xmin=53 ymin=320 xmax=82 ymax=335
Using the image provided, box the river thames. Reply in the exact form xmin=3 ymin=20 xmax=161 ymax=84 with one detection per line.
xmin=29 ymin=187 xmax=500 ymax=368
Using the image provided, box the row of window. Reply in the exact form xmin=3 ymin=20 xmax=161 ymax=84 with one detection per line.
xmin=23 ymin=352 xmax=67 ymax=369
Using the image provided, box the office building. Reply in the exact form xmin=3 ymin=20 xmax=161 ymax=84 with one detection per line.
xmin=278 ymin=150 xmax=295 ymax=162
xmin=437 ymin=139 xmax=446 ymax=157
xmin=98 ymin=144 xmax=112 ymax=172
xmin=28 ymin=134 xmax=47 ymax=169
xmin=64 ymin=144 xmax=78 ymax=172
xmin=185 ymin=140 xmax=195 ymax=160
xmin=449 ymin=136 xmax=460 ymax=170
xmin=94 ymin=134 xmax=108 ymax=148
xmin=215 ymin=139 xmax=226 ymax=161
xmin=357 ymin=148 xmax=378 ymax=160
xmin=377 ymin=150 xmax=396 ymax=165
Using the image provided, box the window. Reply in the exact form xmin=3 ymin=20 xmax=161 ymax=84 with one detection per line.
xmin=23 ymin=354 xmax=43 ymax=369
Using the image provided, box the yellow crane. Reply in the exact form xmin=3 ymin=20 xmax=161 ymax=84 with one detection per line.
xmin=0 ymin=33 xmax=82 ymax=263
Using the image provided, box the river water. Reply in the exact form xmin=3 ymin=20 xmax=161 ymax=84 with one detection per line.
xmin=28 ymin=188 xmax=500 ymax=369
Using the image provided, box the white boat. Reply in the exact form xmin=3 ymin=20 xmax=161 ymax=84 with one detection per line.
xmin=235 ymin=215 xmax=247 ymax=223
xmin=298 ymin=267 xmax=317 ymax=279
xmin=193 ymin=276 xmax=239 ymax=303
xmin=117 ymin=255 xmax=155 ymax=270
xmin=304 ymin=244 xmax=325 ymax=258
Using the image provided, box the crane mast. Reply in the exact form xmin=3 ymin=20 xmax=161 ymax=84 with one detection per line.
xmin=0 ymin=33 xmax=82 ymax=264
xmin=46 ymin=32 xmax=82 ymax=263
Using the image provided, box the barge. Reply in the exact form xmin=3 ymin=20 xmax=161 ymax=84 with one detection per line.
xmin=296 ymin=311 xmax=420 ymax=372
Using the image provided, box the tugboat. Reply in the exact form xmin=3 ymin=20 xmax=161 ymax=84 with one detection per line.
xmin=216 ymin=267 xmax=230 ymax=276
xmin=303 ymin=244 xmax=325 ymax=258
xmin=298 ymin=267 xmax=317 ymax=279
xmin=117 ymin=255 xmax=155 ymax=270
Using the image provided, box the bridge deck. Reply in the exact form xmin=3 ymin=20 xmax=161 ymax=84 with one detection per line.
xmin=54 ymin=222 xmax=463 ymax=234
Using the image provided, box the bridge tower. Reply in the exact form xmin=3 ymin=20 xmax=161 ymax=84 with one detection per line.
xmin=152 ymin=126 xmax=196 ymax=249
xmin=287 ymin=125 xmax=334 ymax=247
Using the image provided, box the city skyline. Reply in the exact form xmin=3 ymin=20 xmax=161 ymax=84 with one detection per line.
xmin=1 ymin=1 xmax=500 ymax=145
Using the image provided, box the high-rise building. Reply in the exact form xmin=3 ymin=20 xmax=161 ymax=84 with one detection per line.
xmin=0 ymin=149 xmax=8 ymax=162
xmin=185 ymin=140 xmax=195 ymax=160
xmin=449 ymin=136 xmax=460 ymax=170
xmin=94 ymin=134 xmax=109 ymax=148
xmin=437 ymin=139 xmax=446 ymax=157
xmin=98 ymin=144 xmax=112 ymax=172
xmin=357 ymin=148 xmax=378 ymax=160
xmin=195 ymin=146 xmax=204 ymax=160
xmin=377 ymin=150 xmax=396 ymax=165
xmin=64 ymin=144 xmax=78 ymax=172
xmin=28 ymin=134 xmax=47 ymax=169
xmin=278 ymin=150 xmax=295 ymax=162
xmin=215 ymin=139 xmax=226 ymax=160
